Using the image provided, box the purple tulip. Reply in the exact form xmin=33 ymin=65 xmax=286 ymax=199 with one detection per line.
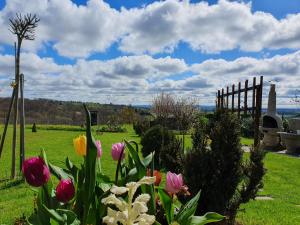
xmin=111 ymin=142 xmax=125 ymax=161
xmin=95 ymin=140 xmax=102 ymax=158
xmin=165 ymin=171 xmax=184 ymax=194
xmin=56 ymin=179 xmax=75 ymax=203
xmin=22 ymin=157 xmax=50 ymax=187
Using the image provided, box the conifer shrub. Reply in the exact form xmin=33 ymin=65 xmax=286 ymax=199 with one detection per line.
xmin=133 ymin=120 xmax=151 ymax=136
xmin=141 ymin=124 xmax=176 ymax=168
xmin=183 ymin=110 xmax=265 ymax=225
xmin=159 ymin=137 xmax=183 ymax=173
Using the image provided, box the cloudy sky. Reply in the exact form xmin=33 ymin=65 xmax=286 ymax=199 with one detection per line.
xmin=0 ymin=0 xmax=299 ymax=107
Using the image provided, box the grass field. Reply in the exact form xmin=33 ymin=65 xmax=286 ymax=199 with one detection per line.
xmin=0 ymin=125 xmax=299 ymax=224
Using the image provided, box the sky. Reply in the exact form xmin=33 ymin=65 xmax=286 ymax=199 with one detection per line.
xmin=0 ymin=0 xmax=299 ymax=107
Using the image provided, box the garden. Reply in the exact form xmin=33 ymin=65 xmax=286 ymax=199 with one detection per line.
xmin=0 ymin=102 xmax=299 ymax=224
xmin=0 ymin=10 xmax=300 ymax=225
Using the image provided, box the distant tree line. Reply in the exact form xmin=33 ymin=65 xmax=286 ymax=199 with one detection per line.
xmin=0 ymin=98 xmax=148 ymax=125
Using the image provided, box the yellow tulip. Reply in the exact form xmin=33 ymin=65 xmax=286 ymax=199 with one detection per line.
xmin=73 ymin=135 xmax=87 ymax=156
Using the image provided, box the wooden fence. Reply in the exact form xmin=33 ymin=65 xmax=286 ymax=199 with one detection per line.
xmin=216 ymin=76 xmax=263 ymax=146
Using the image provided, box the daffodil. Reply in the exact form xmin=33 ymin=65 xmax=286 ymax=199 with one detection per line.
xmin=73 ymin=135 xmax=86 ymax=156
xmin=102 ymin=176 xmax=156 ymax=225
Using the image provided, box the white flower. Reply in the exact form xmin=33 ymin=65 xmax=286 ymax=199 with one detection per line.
xmin=102 ymin=176 xmax=156 ymax=225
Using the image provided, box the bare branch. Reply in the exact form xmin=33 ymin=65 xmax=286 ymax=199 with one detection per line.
xmin=9 ymin=13 xmax=40 ymax=41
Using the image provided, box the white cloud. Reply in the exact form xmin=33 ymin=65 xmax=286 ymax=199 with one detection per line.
xmin=0 ymin=0 xmax=300 ymax=57
xmin=0 ymin=51 xmax=299 ymax=106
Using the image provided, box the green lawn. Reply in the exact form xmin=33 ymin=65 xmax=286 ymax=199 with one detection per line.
xmin=0 ymin=125 xmax=299 ymax=225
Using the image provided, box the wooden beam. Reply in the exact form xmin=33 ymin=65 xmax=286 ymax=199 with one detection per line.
xmin=217 ymin=90 xmax=221 ymax=109
xmin=221 ymin=88 xmax=224 ymax=109
xmin=226 ymin=86 xmax=229 ymax=108
xmin=238 ymin=82 xmax=241 ymax=118
xmin=244 ymin=80 xmax=248 ymax=115
xmin=19 ymin=73 xmax=25 ymax=171
xmin=232 ymin=84 xmax=235 ymax=112
xmin=252 ymin=77 xmax=256 ymax=118
xmin=0 ymin=88 xmax=16 ymax=158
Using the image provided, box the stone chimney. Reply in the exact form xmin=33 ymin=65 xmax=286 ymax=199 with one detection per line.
xmin=267 ymin=84 xmax=276 ymax=115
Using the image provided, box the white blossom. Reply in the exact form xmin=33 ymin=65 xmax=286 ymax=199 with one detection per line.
xmin=102 ymin=176 xmax=156 ymax=225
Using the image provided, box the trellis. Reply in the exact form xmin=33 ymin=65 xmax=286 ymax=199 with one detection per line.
xmin=216 ymin=76 xmax=263 ymax=146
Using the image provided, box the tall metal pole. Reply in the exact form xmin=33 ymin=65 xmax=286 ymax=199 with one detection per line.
xmin=19 ymin=73 xmax=25 ymax=170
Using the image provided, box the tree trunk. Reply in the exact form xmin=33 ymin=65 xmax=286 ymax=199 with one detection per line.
xmin=11 ymin=40 xmax=21 ymax=179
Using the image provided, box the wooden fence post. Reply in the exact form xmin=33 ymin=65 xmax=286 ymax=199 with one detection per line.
xmin=221 ymin=88 xmax=224 ymax=109
xmin=244 ymin=80 xmax=248 ymax=115
xmin=252 ymin=77 xmax=256 ymax=118
xmin=217 ymin=90 xmax=221 ymax=109
xmin=0 ymin=88 xmax=16 ymax=158
xmin=232 ymin=84 xmax=235 ymax=112
xmin=20 ymin=73 xmax=25 ymax=171
xmin=238 ymin=82 xmax=241 ymax=118
xmin=226 ymin=86 xmax=229 ymax=109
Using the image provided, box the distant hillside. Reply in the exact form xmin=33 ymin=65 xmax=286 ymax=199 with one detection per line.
xmin=0 ymin=98 xmax=150 ymax=125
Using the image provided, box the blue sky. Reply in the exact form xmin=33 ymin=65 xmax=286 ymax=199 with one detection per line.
xmin=0 ymin=0 xmax=299 ymax=106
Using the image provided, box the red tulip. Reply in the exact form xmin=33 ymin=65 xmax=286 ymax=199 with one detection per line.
xmin=147 ymin=169 xmax=162 ymax=186
xmin=56 ymin=179 xmax=75 ymax=203
xmin=22 ymin=157 xmax=50 ymax=187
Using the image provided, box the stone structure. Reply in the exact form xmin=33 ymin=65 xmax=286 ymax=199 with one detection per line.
xmin=260 ymin=84 xmax=283 ymax=150
xmin=278 ymin=118 xmax=300 ymax=154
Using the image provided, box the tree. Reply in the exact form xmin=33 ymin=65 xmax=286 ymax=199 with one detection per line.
xmin=8 ymin=13 xmax=39 ymax=178
xmin=151 ymin=92 xmax=175 ymax=123
xmin=152 ymin=93 xmax=197 ymax=150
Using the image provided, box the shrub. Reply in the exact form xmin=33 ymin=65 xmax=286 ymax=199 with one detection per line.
xmin=97 ymin=125 xmax=127 ymax=133
xmin=159 ymin=138 xmax=183 ymax=173
xmin=133 ymin=120 xmax=151 ymax=136
xmin=183 ymin=110 xmax=265 ymax=225
xmin=32 ymin=123 xmax=37 ymax=132
xmin=141 ymin=125 xmax=175 ymax=168
xmin=240 ymin=117 xmax=254 ymax=138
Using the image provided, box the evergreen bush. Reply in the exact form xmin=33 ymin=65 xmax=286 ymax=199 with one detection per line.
xmin=140 ymin=125 xmax=175 ymax=168
xmin=133 ymin=120 xmax=151 ymax=136
xmin=159 ymin=137 xmax=183 ymax=173
xmin=183 ymin=110 xmax=265 ymax=225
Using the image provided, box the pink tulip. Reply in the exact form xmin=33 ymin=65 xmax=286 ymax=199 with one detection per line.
xmin=111 ymin=142 xmax=125 ymax=161
xmin=165 ymin=172 xmax=184 ymax=194
xmin=22 ymin=157 xmax=50 ymax=187
xmin=56 ymin=179 xmax=75 ymax=203
xmin=95 ymin=140 xmax=102 ymax=158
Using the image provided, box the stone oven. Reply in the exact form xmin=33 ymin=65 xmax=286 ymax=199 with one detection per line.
xmin=260 ymin=84 xmax=283 ymax=149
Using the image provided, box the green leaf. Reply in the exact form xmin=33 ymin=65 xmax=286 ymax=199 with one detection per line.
xmin=125 ymin=140 xmax=144 ymax=169
xmin=142 ymin=152 xmax=155 ymax=167
xmin=157 ymin=188 xmax=174 ymax=224
xmin=49 ymin=163 xmax=70 ymax=180
xmin=65 ymin=157 xmax=78 ymax=181
xmin=175 ymin=191 xmax=201 ymax=224
xmin=56 ymin=209 xmax=81 ymax=225
xmin=40 ymin=149 xmax=49 ymax=168
xmin=188 ymin=213 xmax=225 ymax=225
xmin=42 ymin=205 xmax=64 ymax=223
xmin=83 ymin=104 xmax=98 ymax=223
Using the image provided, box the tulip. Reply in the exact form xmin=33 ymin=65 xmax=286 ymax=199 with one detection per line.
xmin=73 ymin=135 xmax=86 ymax=156
xmin=111 ymin=142 xmax=125 ymax=161
xmin=56 ymin=179 xmax=75 ymax=203
xmin=165 ymin=172 xmax=184 ymax=194
xmin=147 ymin=169 xmax=162 ymax=186
xmin=22 ymin=157 xmax=50 ymax=187
xmin=95 ymin=140 xmax=102 ymax=158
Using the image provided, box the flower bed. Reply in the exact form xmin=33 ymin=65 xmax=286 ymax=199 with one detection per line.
xmin=21 ymin=105 xmax=224 ymax=225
